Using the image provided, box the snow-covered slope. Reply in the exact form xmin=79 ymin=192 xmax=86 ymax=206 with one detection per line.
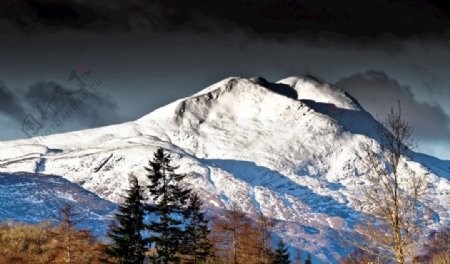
xmin=0 ymin=172 xmax=115 ymax=235
xmin=0 ymin=76 xmax=449 ymax=263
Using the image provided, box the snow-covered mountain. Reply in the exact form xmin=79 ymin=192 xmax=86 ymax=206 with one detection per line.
xmin=0 ymin=76 xmax=449 ymax=262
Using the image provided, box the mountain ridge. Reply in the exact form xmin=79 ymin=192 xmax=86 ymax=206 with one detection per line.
xmin=0 ymin=76 xmax=448 ymax=263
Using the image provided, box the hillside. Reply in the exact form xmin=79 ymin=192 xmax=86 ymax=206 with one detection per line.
xmin=0 ymin=76 xmax=448 ymax=263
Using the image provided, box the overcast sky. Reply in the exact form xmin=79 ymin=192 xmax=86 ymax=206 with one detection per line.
xmin=1 ymin=0 xmax=449 ymax=159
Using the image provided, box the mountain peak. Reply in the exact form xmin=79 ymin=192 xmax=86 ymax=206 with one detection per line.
xmin=277 ymin=76 xmax=360 ymax=111
xmin=138 ymin=75 xmax=369 ymax=137
xmin=0 ymin=75 xmax=448 ymax=263
xmin=190 ymin=75 xmax=360 ymax=110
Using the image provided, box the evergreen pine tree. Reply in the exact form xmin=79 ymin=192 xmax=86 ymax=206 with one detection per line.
xmin=304 ymin=253 xmax=312 ymax=264
xmin=272 ymin=240 xmax=290 ymax=264
xmin=180 ymin=193 xmax=212 ymax=264
xmin=106 ymin=176 xmax=146 ymax=264
xmin=146 ymin=148 xmax=191 ymax=263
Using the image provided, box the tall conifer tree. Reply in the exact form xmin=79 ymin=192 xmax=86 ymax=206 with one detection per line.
xmin=180 ymin=193 xmax=212 ymax=263
xmin=272 ymin=240 xmax=290 ymax=264
xmin=146 ymin=148 xmax=191 ymax=263
xmin=304 ymin=253 xmax=312 ymax=264
xmin=107 ymin=176 xmax=146 ymax=264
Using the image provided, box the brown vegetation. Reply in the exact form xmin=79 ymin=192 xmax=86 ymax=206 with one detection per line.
xmin=0 ymin=207 xmax=111 ymax=264
xmin=0 ymin=221 xmax=108 ymax=263
xmin=207 ymin=206 xmax=275 ymax=264
xmin=339 ymin=248 xmax=381 ymax=264
xmin=413 ymin=227 xmax=450 ymax=264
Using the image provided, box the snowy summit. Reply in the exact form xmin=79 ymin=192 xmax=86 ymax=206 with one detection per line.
xmin=0 ymin=76 xmax=449 ymax=263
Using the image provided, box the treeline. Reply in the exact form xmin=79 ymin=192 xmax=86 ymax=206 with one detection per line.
xmin=105 ymin=148 xmax=303 ymax=264
xmin=0 ymin=206 xmax=109 ymax=263
xmin=0 ymin=148 xmax=305 ymax=264
xmin=340 ymin=227 xmax=450 ymax=264
xmin=1 ymin=147 xmax=447 ymax=263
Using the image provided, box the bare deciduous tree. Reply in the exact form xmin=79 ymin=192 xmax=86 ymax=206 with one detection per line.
xmin=213 ymin=205 xmax=249 ymax=264
xmin=209 ymin=207 xmax=275 ymax=264
xmin=256 ymin=212 xmax=275 ymax=264
xmin=349 ymin=102 xmax=428 ymax=264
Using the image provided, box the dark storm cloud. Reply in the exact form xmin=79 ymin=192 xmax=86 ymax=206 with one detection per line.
xmin=336 ymin=70 xmax=450 ymax=140
xmin=1 ymin=0 xmax=449 ymax=40
xmin=24 ymin=81 xmax=120 ymax=127
xmin=0 ymin=81 xmax=26 ymax=122
xmin=0 ymin=0 xmax=120 ymax=33
xmin=145 ymin=0 xmax=450 ymax=40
